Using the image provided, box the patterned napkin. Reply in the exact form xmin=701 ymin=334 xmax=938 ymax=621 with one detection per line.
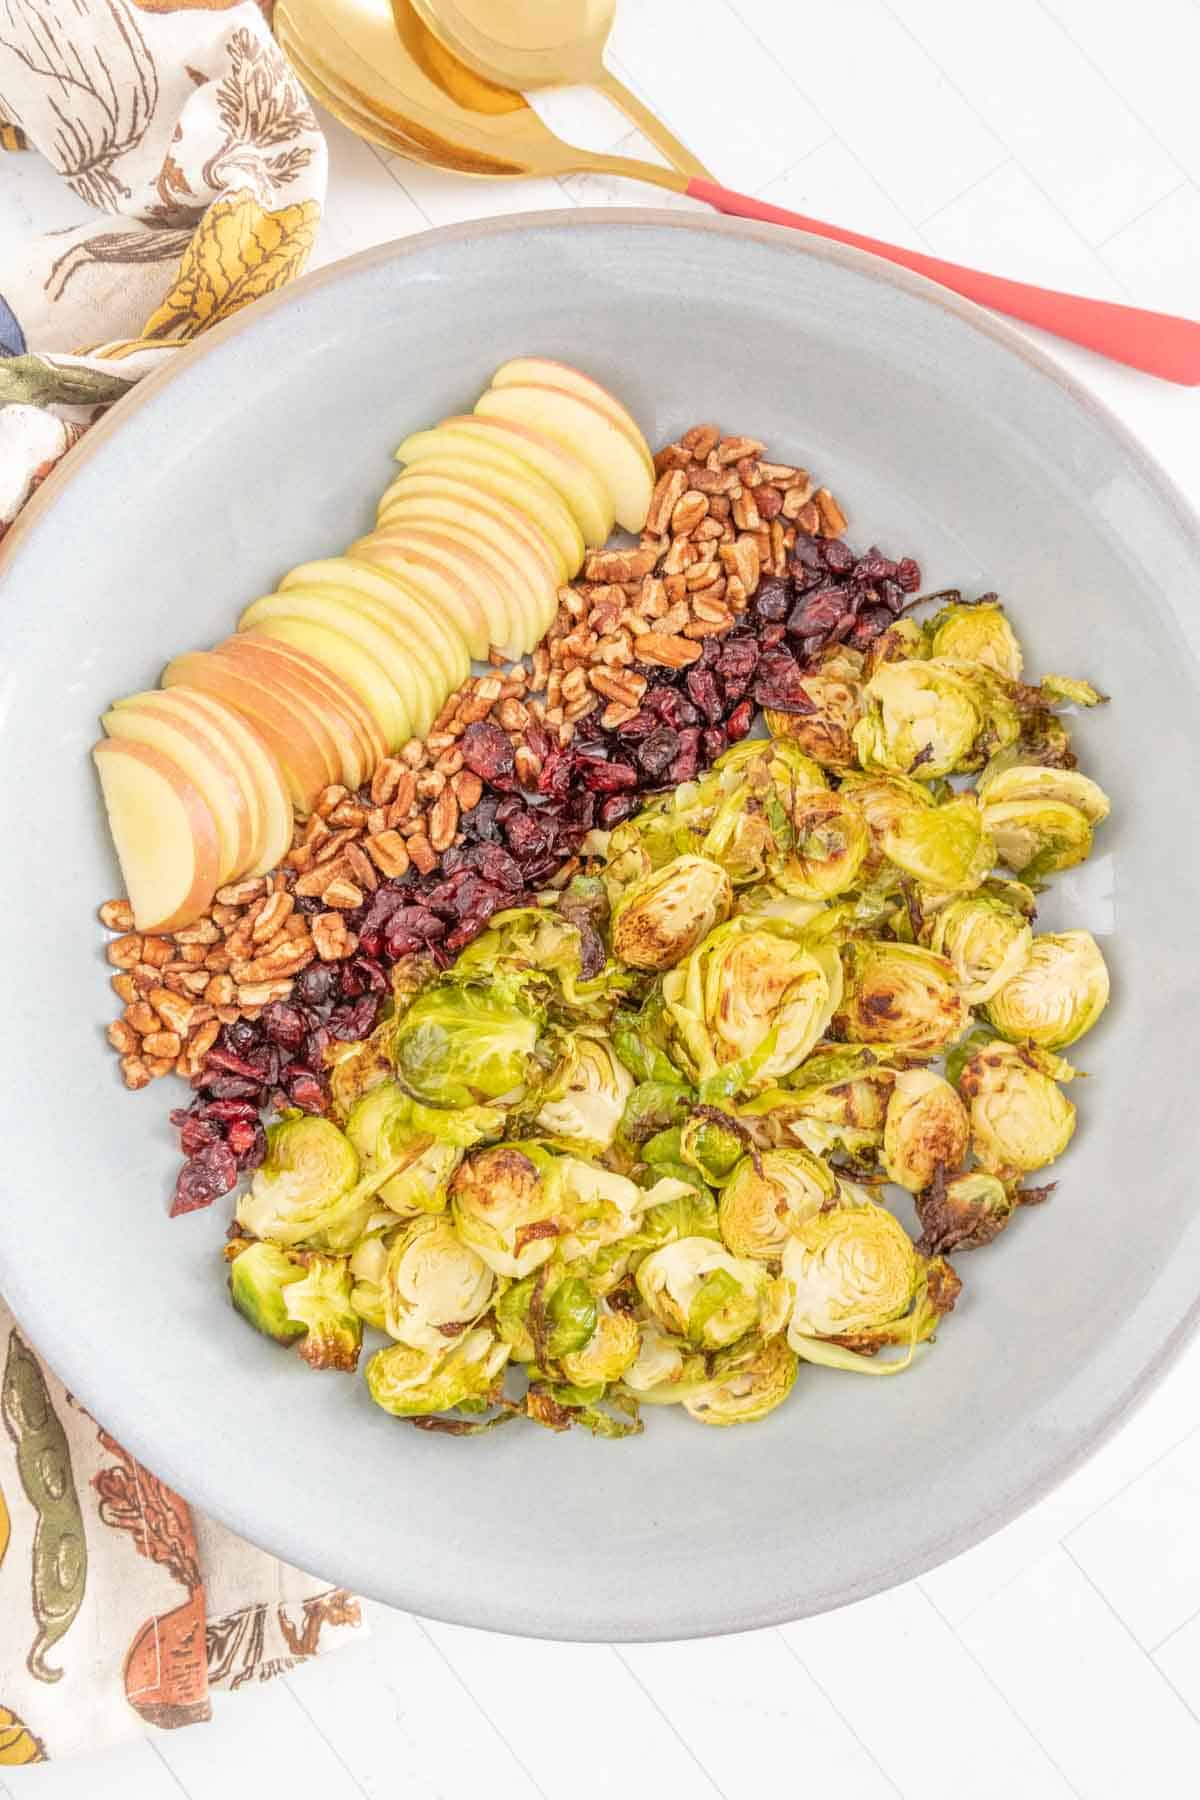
xmin=0 ymin=0 xmax=364 ymax=1766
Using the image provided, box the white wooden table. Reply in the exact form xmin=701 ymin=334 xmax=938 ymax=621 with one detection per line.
xmin=5 ymin=3 xmax=1200 ymax=1793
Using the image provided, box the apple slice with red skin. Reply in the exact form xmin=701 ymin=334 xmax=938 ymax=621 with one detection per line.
xmin=488 ymin=358 xmax=653 ymax=477
xmin=213 ymin=635 xmax=380 ymax=792
xmin=162 ymin=648 xmax=336 ymax=813
xmin=122 ymin=686 xmax=293 ymax=876
xmin=364 ymin=506 xmax=546 ymax=653
xmin=474 ymin=384 xmax=653 ymax=534
xmin=102 ymin=697 xmax=253 ymax=886
xmin=93 ymin=738 xmax=221 ymax=933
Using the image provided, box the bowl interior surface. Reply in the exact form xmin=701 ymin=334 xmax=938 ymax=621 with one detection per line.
xmin=3 ymin=213 xmax=1199 ymax=1641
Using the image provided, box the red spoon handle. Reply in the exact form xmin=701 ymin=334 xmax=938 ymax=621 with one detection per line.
xmin=686 ymin=176 xmax=1200 ymax=386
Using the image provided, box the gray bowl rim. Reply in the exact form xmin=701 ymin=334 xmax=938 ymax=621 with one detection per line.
xmin=3 ymin=207 xmax=1199 ymax=1640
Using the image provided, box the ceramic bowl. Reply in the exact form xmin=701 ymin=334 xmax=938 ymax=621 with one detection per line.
xmin=3 ymin=212 xmax=1199 ymax=1641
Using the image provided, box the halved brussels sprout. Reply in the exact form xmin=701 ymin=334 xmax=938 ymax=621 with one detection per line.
xmin=985 ymin=929 xmax=1109 ymax=1050
xmin=495 ymin=1265 xmax=597 ymax=1364
xmin=345 ymin=1082 xmax=461 ymax=1217
xmin=836 ymin=941 xmax=967 ymax=1054
xmin=864 ymin=616 xmax=929 ymax=676
xmin=717 ymin=1148 xmax=836 ymax=1261
xmin=664 ymin=921 xmax=844 ymax=1091
xmin=684 ymin=1334 xmax=799 ymax=1426
xmin=560 ymin=1301 xmax=641 ymax=1386
xmin=621 ymin=1323 xmax=708 ymax=1401
xmin=677 ymin=1111 xmax=745 ymax=1186
xmin=348 ymin=1232 xmax=390 ymax=1331
xmin=782 ymin=1197 xmax=956 ymax=1374
xmin=635 ymin=1236 xmax=787 ymax=1350
xmin=978 ymin=761 xmax=1110 ymax=823
xmin=450 ymin=1145 xmax=560 ymax=1278
xmin=381 ymin=1214 xmax=495 ymax=1350
xmin=552 ymin=1157 xmax=663 ymax=1260
xmin=980 ymin=797 xmax=1093 ymax=880
xmin=741 ymin=1048 xmax=895 ymax=1158
xmin=280 ymin=1254 xmax=363 ymax=1371
xmin=611 ymin=854 xmax=733 ymax=971
xmin=536 ymin=1034 xmax=634 ymax=1151
xmin=914 ymin=1169 xmax=1049 ymax=1255
xmin=853 ymin=659 xmax=981 ymax=779
xmin=229 ymin=1241 xmax=306 ymax=1345
xmin=764 ymin=648 xmax=865 ymax=773
xmin=929 ymin=600 xmax=1023 ymax=679
xmin=776 ymin=790 xmax=870 ymax=899
xmin=882 ymin=793 xmax=994 ymax=895
xmin=365 ymin=1327 xmax=510 ymax=1418
xmin=882 ymin=1069 xmax=970 ymax=1191
xmin=958 ymin=1042 xmax=1076 ymax=1178
xmin=927 ymin=895 xmax=1033 ymax=1004
xmin=452 ymin=903 xmax=633 ymax=1015
xmin=633 ymin=1182 xmax=722 ymax=1252
xmin=839 ymin=770 xmax=936 ymax=864
xmin=237 ymin=1116 xmax=369 ymax=1252
xmin=391 ymin=984 xmax=541 ymax=1108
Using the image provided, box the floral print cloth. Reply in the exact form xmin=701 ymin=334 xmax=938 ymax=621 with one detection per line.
xmin=0 ymin=0 xmax=360 ymax=1765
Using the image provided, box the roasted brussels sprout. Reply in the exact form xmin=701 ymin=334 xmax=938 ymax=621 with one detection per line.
xmin=777 ymin=789 xmax=870 ymax=899
xmin=636 ymin=1237 xmax=788 ymax=1350
xmin=958 ymin=1042 xmax=1076 ymax=1178
xmin=717 ymin=1148 xmax=836 ymax=1261
xmin=836 ymin=941 xmax=967 ymax=1054
xmin=345 ymin=1083 xmax=460 ymax=1217
xmin=978 ymin=761 xmax=1110 ymax=822
xmin=927 ymin=894 xmax=1033 ymax=1004
xmin=365 ymin=1327 xmax=509 ymax=1418
xmin=552 ymin=1157 xmax=665 ymax=1260
xmin=611 ymin=854 xmax=733 ymax=971
xmin=853 ymin=659 xmax=982 ymax=779
xmin=495 ymin=1265 xmax=597 ymax=1363
xmin=620 ymin=1324 xmax=708 ymax=1401
xmin=764 ymin=647 xmax=865 ymax=772
xmin=929 ymin=600 xmax=1023 ymax=679
xmin=236 ymin=1116 xmax=369 ymax=1252
xmin=839 ymin=770 xmax=936 ymax=864
xmin=229 ymin=1241 xmax=306 ymax=1345
xmin=347 ymin=1233 xmax=390 ymax=1331
xmin=279 ymin=1254 xmax=363 ymax=1371
xmin=882 ymin=793 xmax=994 ymax=895
xmin=560 ymin=1301 xmax=641 ymax=1387
xmin=536 ymin=1034 xmax=634 ymax=1151
xmin=664 ymin=921 xmax=844 ymax=1090
xmin=882 ymin=1069 xmax=970 ymax=1191
xmin=450 ymin=1145 xmax=560 ymax=1278
xmin=1040 ymin=674 xmax=1106 ymax=708
xmin=980 ymin=797 xmax=1094 ymax=880
xmin=914 ymin=1168 xmax=1049 ymax=1255
xmin=684 ymin=1334 xmax=799 ymax=1426
xmin=391 ymin=984 xmax=541 ymax=1108
xmin=782 ymin=1198 xmax=957 ymax=1374
xmin=381 ymin=1215 xmax=495 ymax=1350
xmin=863 ymin=616 xmax=929 ymax=676
xmin=985 ymin=929 xmax=1109 ymax=1050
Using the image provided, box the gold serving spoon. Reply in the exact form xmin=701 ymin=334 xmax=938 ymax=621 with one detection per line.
xmin=406 ymin=0 xmax=712 ymax=179
xmin=280 ymin=0 xmax=691 ymax=189
xmin=278 ymin=0 xmax=1200 ymax=382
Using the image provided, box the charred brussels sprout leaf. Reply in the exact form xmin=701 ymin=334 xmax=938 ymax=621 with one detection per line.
xmin=914 ymin=1169 xmax=1051 ymax=1255
xmin=450 ymin=1145 xmax=559 ymax=1278
xmin=282 ymin=1255 xmax=362 ymax=1371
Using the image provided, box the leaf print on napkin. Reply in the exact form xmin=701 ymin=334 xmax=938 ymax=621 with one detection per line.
xmin=202 ymin=27 xmax=317 ymax=200
xmin=0 ymin=0 xmax=158 ymax=210
xmin=0 ymin=355 xmax=135 ymax=407
xmin=140 ymin=188 xmax=318 ymax=341
xmin=0 ymin=1702 xmax=47 ymax=1766
xmin=45 ymin=226 xmax=193 ymax=301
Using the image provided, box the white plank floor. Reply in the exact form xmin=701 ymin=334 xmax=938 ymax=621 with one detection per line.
xmin=4 ymin=1 xmax=1200 ymax=1791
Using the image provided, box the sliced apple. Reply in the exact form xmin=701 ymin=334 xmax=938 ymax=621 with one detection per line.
xmin=489 ymin=358 xmax=653 ymax=477
xmin=239 ymin=593 xmax=432 ymax=745
xmin=355 ymin=521 xmax=530 ymax=655
xmin=101 ymin=698 xmax=252 ymax=886
xmin=379 ymin=468 xmax=564 ymax=586
xmin=125 ymin=686 xmax=294 ymax=876
xmin=373 ymin=484 xmax=557 ymax=643
xmin=422 ymin=414 xmax=614 ymax=547
xmin=386 ymin=443 xmax=584 ymax=577
xmin=93 ymin=738 xmax=221 ymax=934
xmin=284 ymin=572 xmax=463 ymax=697
xmin=475 ymin=384 xmax=653 ymax=534
xmin=163 ymin=648 xmax=336 ymax=813
xmin=348 ymin=527 xmax=500 ymax=660
xmin=274 ymin=584 xmax=448 ymax=733
xmin=281 ymin=557 xmax=471 ymax=690
xmin=213 ymin=635 xmax=377 ymax=793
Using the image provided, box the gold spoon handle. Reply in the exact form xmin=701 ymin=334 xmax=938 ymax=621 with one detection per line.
xmin=590 ymin=66 xmax=713 ymax=181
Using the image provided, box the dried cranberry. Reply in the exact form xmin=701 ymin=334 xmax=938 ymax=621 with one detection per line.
xmin=503 ymin=809 xmax=554 ymax=861
xmin=232 ymin=1122 xmax=268 ymax=1172
xmin=460 ymin=720 xmax=514 ymax=781
xmin=384 ymin=905 xmax=448 ymax=958
xmin=339 ymin=955 xmax=387 ymax=996
xmin=715 ymin=636 xmax=759 ymax=703
xmin=598 ymin=792 xmax=639 ymax=828
xmin=294 ymin=963 xmax=339 ymax=1008
xmin=260 ymin=1002 xmax=307 ymax=1053
xmin=300 ymin=1024 xmax=332 ymax=1070
xmin=878 ymin=578 xmax=905 ymax=615
xmin=178 ymin=1114 xmax=220 ymax=1155
xmin=170 ymin=1140 xmax=238 ymax=1217
xmin=205 ymin=1045 xmax=270 ymax=1083
xmin=896 ymin=556 xmax=922 ymax=593
xmin=761 ymin=622 xmax=787 ymax=649
xmin=523 ymin=720 xmax=554 ymax=762
xmin=820 ymin=538 xmax=855 ymax=574
xmin=645 ymin=688 xmax=699 ymax=730
xmin=219 ymin=1019 xmax=260 ymax=1056
xmin=753 ymin=577 xmax=791 ymax=622
xmin=609 ymin=709 xmax=656 ymax=743
xmin=686 ymin=666 xmax=724 ymax=724
xmin=787 ymin=585 xmax=845 ymax=639
xmin=469 ymin=844 xmax=524 ymax=890
xmin=791 ymin=534 xmax=824 ymax=572
xmin=637 ymin=727 xmax=680 ymax=781
xmin=444 ymin=916 xmax=489 ymax=954
xmin=225 ymin=1119 xmax=259 ymax=1157
xmin=702 ymin=724 xmax=728 ymax=762
xmin=754 ymin=648 xmax=817 ymax=713
xmin=196 ymin=1074 xmax=261 ymax=1101
xmin=293 ymin=893 xmax=325 ymax=917
xmin=199 ymin=1098 xmax=260 ymax=1125
xmin=571 ymin=712 xmax=606 ymax=746
xmin=850 ymin=603 xmax=895 ymax=644
xmin=668 ymin=726 xmax=702 ymax=786
xmin=577 ymin=755 xmax=638 ymax=793
xmin=853 ymin=552 xmax=896 ymax=583
xmin=536 ymin=750 xmax=572 ymax=803
xmin=725 ymin=699 xmax=754 ymax=742
xmin=286 ymin=1068 xmax=329 ymax=1113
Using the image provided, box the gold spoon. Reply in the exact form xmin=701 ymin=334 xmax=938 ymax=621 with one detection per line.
xmin=280 ymin=0 xmax=691 ymax=191
xmin=406 ymin=0 xmax=712 ymax=180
